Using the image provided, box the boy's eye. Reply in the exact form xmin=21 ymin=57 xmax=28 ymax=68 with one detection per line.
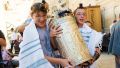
xmin=36 ymin=16 xmax=39 ymax=17
xmin=77 ymin=13 xmax=85 ymax=16
xmin=35 ymin=15 xmax=46 ymax=17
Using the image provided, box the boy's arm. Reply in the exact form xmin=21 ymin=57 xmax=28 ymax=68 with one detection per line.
xmin=50 ymin=37 xmax=58 ymax=51
xmin=45 ymin=56 xmax=72 ymax=67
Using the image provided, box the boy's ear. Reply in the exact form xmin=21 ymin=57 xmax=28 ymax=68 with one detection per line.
xmin=30 ymin=11 xmax=33 ymax=17
xmin=30 ymin=13 xmax=33 ymax=17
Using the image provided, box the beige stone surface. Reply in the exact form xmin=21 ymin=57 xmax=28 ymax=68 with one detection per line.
xmin=95 ymin=53 xmax=115 ymax=68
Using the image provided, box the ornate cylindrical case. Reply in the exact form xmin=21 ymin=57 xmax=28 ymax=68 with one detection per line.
xmin=54 ymin=16 xmax=92 ymax=66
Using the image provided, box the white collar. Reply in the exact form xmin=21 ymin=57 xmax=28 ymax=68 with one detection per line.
xmin=79 ymin=23 xmax=92 ymax=33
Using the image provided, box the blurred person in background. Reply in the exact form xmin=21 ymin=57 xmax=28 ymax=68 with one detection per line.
xmin=0 ymin=30 xmax=6 ymax=68
xmin=108 ymin=19 xmax=120 ymax=68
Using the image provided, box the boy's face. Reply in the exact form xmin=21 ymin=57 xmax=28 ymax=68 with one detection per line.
xmin=32 ymin=11 xmax=47 ymax=28
xmin=75 ymin=9 xmax=86 ymax=25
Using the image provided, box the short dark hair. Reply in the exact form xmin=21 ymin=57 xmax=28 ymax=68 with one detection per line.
xmin=74 ymin=3 xmax=86 ymax=14
xmin=78 ymin=3 xmax=84 ymax=9
xmin=31 ymin=3 xmax=47 ymax=15
xmin=42 ymin=0 xmax=46 ymax=4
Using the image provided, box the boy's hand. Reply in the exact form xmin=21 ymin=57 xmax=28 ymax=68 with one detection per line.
xmin=48 ymin=19 xmax=63 ymax=37
xmin=93 ymin=47 xmax=101 ymax=61
xmin=95 ymin=47 xmax=101 ymax=54
xmin=60 ymin=59 xmax=73 ymax=68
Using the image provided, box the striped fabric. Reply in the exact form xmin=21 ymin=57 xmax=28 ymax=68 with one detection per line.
xmin=79 ymin=23 xmax=103 ymax=56
xmin=19 ymin=20 xmax=54 ymax=68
